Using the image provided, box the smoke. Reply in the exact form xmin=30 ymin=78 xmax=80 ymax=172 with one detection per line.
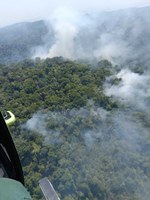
xmin=23 ymin=101 xmax=150 ymax=199
xmin=23 ymin=106 xmax=109 ymax=146
xmin=24 ymin=112 xmax=48 ymax=135
xmin=23 ymin=112 xmax=61 ymax=144
xmin=24 ymin=6 xmax=150 ymax=199
xmin=33 ymin=6 xmax=150 ymax=65
xmin=48 ymin=7 xmax=79 ymax=59
xmin=104 ymin=68 xmax=150 ymax=117
xmin=32 ymin=7 xmax=79 ymax=59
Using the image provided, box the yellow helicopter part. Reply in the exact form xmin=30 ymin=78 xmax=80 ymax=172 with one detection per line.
xmin=5 ymin=111 xmax=16 ymax=126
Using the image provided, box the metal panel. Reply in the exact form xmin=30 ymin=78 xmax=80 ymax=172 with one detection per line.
xmin=39 ymin=177 xmax=60 ymax=200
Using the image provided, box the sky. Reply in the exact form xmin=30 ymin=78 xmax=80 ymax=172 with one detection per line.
xmin=0 ymin=0 xmax=150 ymax=27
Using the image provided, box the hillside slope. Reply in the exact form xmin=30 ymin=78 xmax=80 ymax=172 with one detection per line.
xmin=0 ymin=6 xmax=150 ymax=65
xmin=0 ymin=58 xmax=149 ymax=200
xmin=0 ymin=20 xmax=49 ymax=64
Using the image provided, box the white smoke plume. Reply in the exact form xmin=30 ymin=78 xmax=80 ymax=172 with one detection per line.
xmin=104 ymin=68 xmax=150 ymax=115
xmin=23 ymin=112 xmax=61 ymax=144
xmin=33 ymin=6 xmax=150 ymax=65
xmin=48 ymin=7 xmax=79 ymax=59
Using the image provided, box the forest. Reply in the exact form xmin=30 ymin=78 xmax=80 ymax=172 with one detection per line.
xmin=0 ymin=57 xmax=150 ymax=200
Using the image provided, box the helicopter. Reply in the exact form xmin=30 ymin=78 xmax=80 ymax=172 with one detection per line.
xmin=0 ymin=111 xmax=60 ymax=200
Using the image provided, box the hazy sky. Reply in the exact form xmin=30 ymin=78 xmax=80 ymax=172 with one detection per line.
xmin=1 ymin=0 xmax=150 ymax=27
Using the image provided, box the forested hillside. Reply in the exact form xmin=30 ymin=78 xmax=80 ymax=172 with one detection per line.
xmin=0 ymin=21 xmax=49 ymax=64
xmin=0 ymin=57 xmax=149 ymax=200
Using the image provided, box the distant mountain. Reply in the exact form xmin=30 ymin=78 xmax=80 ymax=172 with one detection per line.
xmin=0 ymin=20 xmax=49 ymax=64
xmin=0 ymin=6 xmax=150 ymax=65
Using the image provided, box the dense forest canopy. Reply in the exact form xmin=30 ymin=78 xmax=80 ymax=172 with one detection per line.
xmin=0 ymin=57 xmax=149 ymax=200
xmin=0 ymin=4 xmax=150 ymax=200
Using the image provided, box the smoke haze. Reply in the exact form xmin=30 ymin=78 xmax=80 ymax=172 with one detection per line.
xmin=1 ymin=6 xmax=150 ymax=65
xmin=24 ymin=6 xmax=150 ymax=196
xmin=24 ymin=101 xmax=150 ymax=199
xmin=1 ymin=0 xmax=150 ymax=27
xmin=33 ymin=6 xmax=150 ymax=66
xmin=1 ymin=3 xmax=148 ymax=199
